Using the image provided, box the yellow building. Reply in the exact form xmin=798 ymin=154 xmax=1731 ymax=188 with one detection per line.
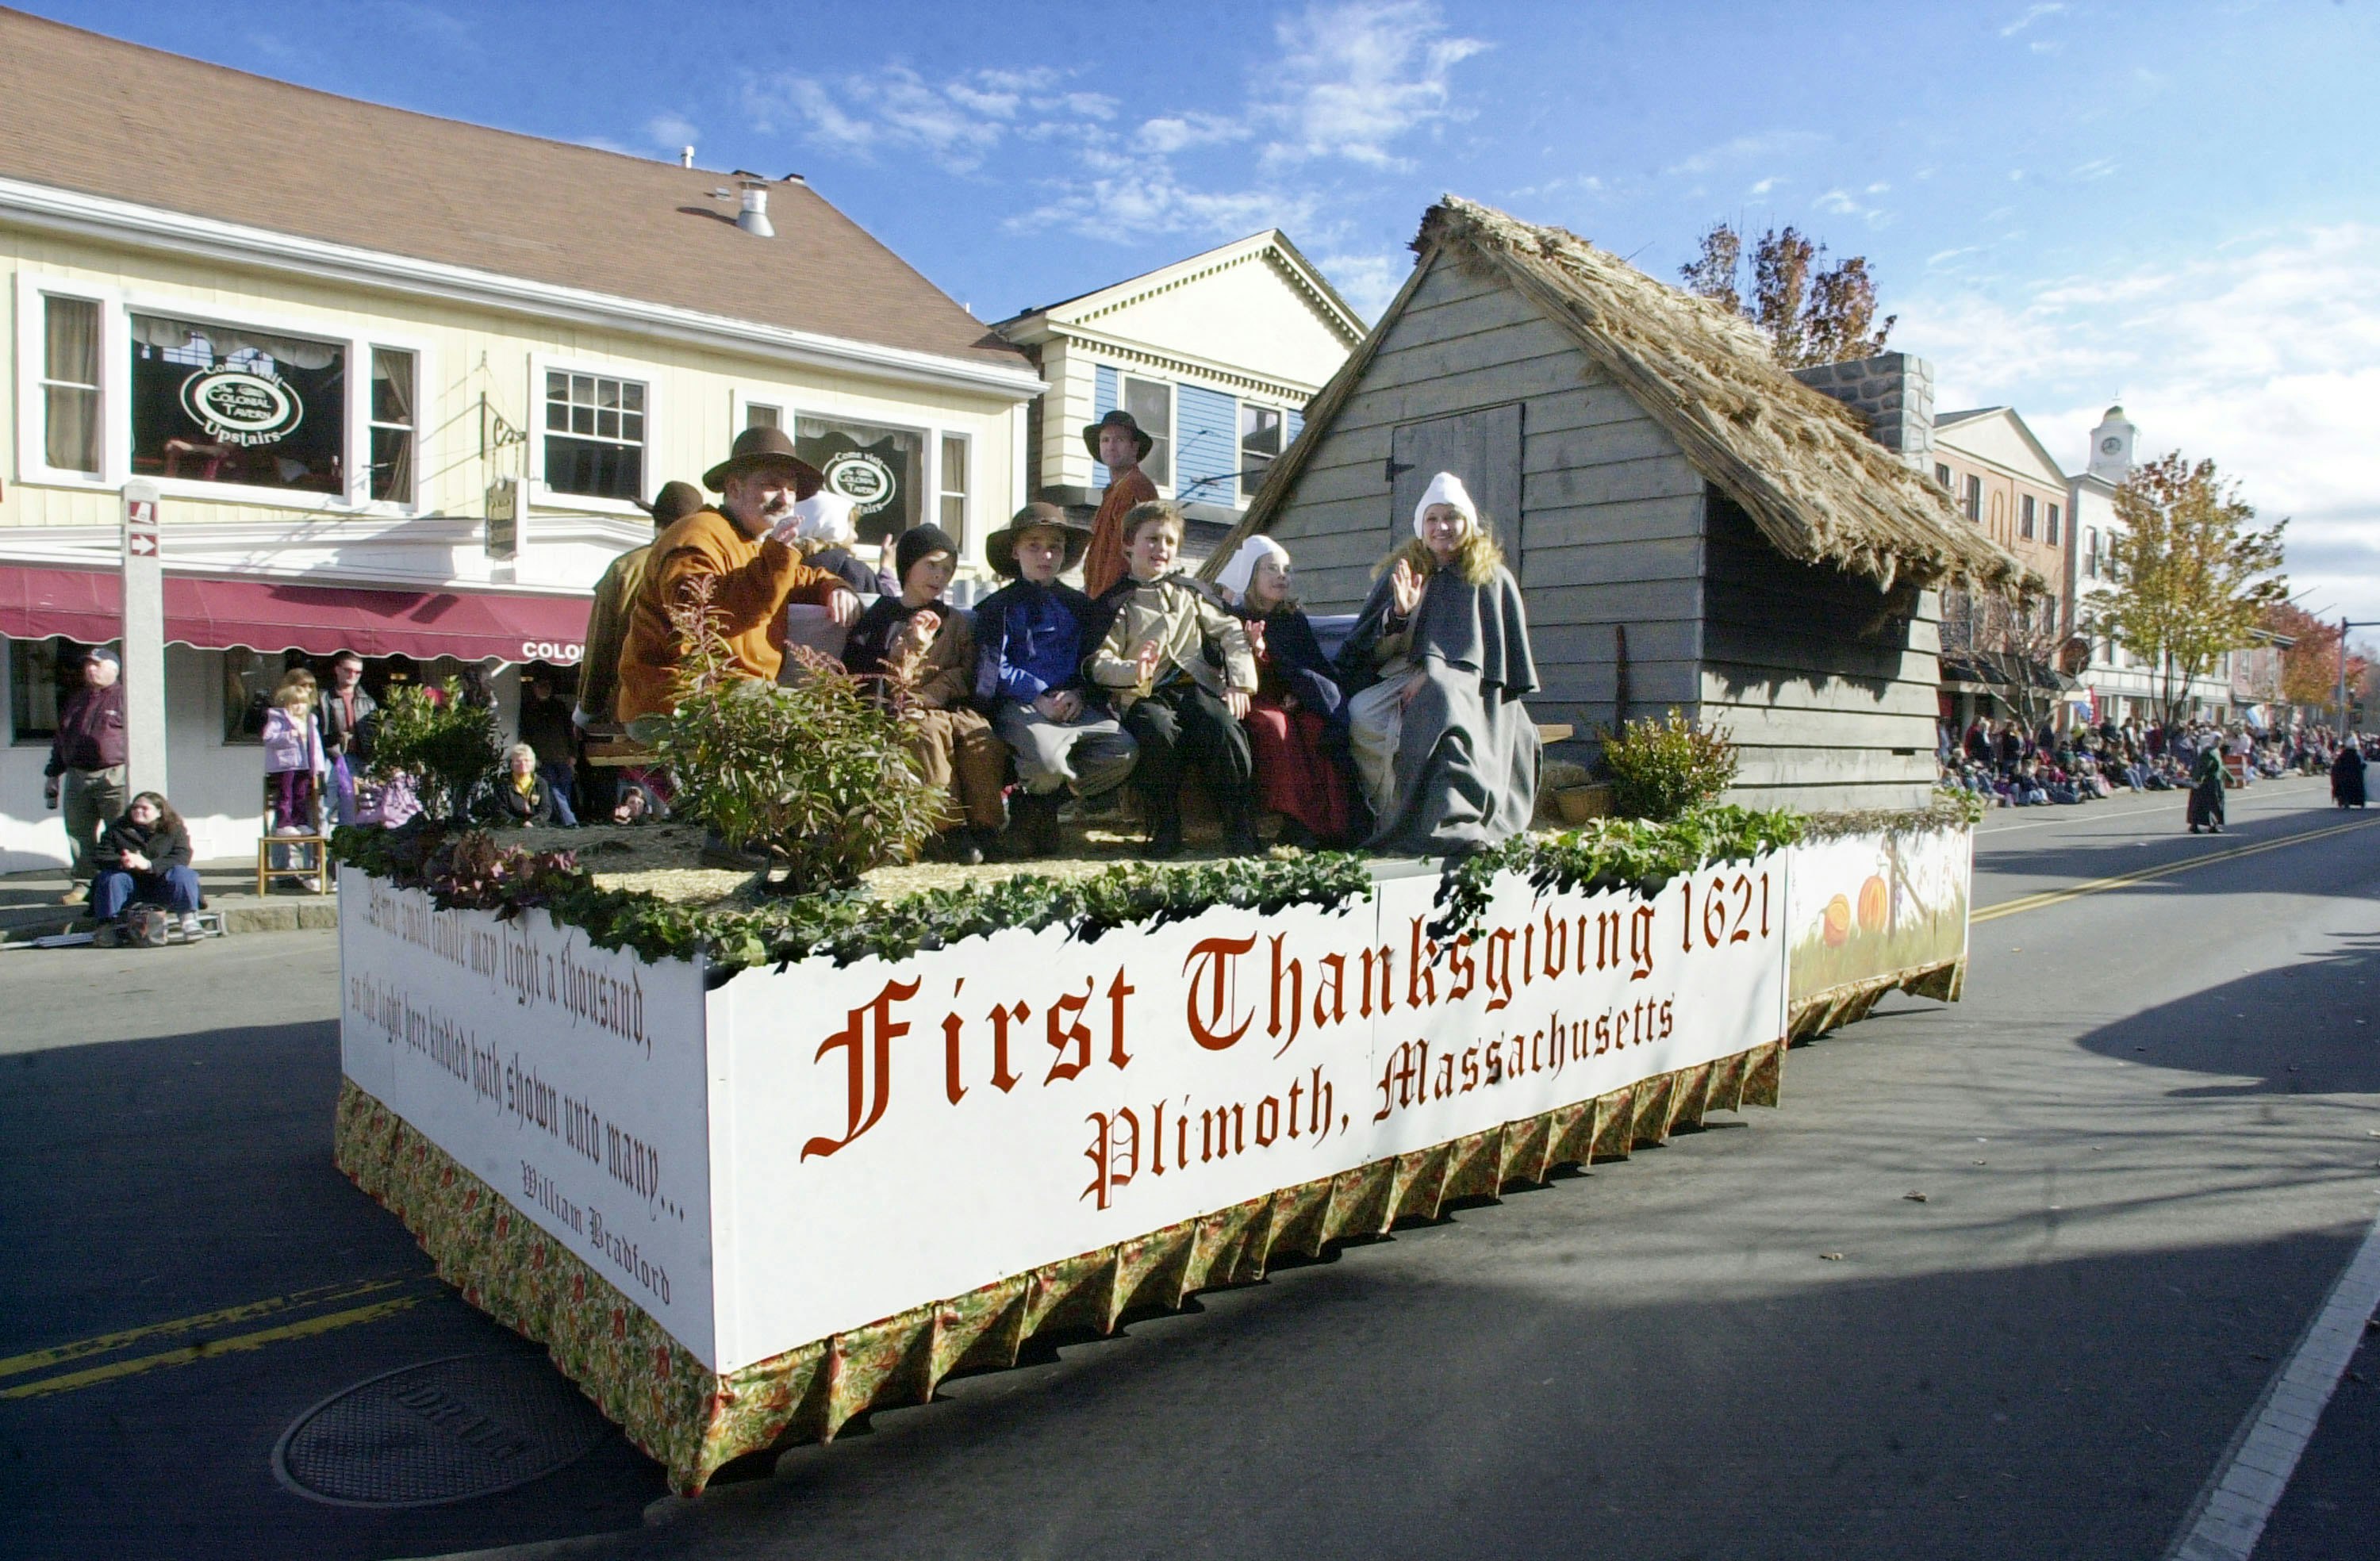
xmin=0 ymin=12 xmax=1041 ymax=867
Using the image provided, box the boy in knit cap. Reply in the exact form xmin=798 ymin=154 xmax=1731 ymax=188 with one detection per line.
xmin=843 ymin=524 xmax=1007 ymax=864
xmin=1088 ymin=501 xmax=1259 ymax=857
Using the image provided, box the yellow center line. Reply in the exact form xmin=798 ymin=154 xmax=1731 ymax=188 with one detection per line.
xmin=1974 ymin=815 xmax=2380 ymax=923
xmin=0 ymin=1275 xmax=405 ymax=1381
xmin=1 ymin=1296 xmax=423 ymax=1400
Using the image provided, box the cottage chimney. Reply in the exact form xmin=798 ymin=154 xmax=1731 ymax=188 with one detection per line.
xmin=680 ymin=146 xmax=695 ymax=169
xmin=735 ymin=181 xmax=775 ymax=238
xmin=1791 ymin=352 xmax=1935 ymax=470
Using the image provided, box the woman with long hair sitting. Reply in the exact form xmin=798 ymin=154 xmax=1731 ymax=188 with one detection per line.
xmin=93 ymin=792 xmax=203 ymax=934
xmin=1335 ymin=472 xmax=1541 ymax=856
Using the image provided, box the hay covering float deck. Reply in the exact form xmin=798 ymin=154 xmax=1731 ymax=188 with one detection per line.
xmin=332 ymin=807 xmax=1971 ymax=1493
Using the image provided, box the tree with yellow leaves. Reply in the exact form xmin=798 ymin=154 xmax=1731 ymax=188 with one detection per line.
xmin=2088 ymin=453 xmax=2288 ymax=731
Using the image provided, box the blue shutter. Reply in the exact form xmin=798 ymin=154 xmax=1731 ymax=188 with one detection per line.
xmin=1174 ymin=385 xmax=1236 ymax=506
xmin=1091 ymin=366 xmax=1119 ymax=488
xmin=1285 ymin=408 xmax=1304 ymax=443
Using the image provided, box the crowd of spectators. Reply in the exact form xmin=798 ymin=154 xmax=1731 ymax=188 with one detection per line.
xmin=1938 ymin=714 xmax=2372 ymax=809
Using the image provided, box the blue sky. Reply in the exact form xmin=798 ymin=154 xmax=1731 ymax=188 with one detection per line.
xmin=39 ymin=0 xmax=2380 ymax=623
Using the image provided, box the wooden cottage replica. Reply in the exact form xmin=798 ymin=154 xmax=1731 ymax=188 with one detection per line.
xmin=1212 ymin=197 xmax=2030 ymax=812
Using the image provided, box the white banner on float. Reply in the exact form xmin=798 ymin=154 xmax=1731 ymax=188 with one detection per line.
xmin=337 ymin=869 xmax=716 ymax=1362
xmin=704 ymin=859 xmax=1786 ymax=1372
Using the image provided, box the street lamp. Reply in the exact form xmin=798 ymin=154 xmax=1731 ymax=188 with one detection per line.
xmin=2336 ymin=617 xmax=2378 ymax=741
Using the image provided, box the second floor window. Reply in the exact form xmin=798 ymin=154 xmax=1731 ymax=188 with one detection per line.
xmin=543 ymin=370 xmax=646 ymax=501
xmin=1963 ymin=474 xmax=1983 ymax=523
xmin=131 ymin=313 xmax=345 ymax=494
xmin=1936 ymin=462 xmax=1952 ymax=489
xmin=939 ymin=433 xmax=969 ymax=539
xmin=2082 ymin=527 xmax=2099 ymax=578
xmin=2021 ymin=494 xmax=2036 ymax=539
xmin=1123 ymin=375 xmax=1172 ymax=488
xmin=1241 ymin=405 xmax=1284 ymax=500
xmin=41 ymin=296 xmax=101 ymax=475
xmin=369 ymin=348 xmax=416 ymax=504
xmin=2046 ymin=503 xmax=2061 ymax=545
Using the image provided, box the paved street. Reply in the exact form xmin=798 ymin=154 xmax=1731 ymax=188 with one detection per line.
xmin=3 ymin=776 xmax=2377 ymax=1561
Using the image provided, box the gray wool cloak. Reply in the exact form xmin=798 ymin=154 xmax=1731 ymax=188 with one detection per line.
xmin=1336 ymin=560 xmax=1541 ymax=856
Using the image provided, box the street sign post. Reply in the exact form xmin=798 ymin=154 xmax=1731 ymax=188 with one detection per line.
xmin=120 ymin=480 xmax=167 ymax=800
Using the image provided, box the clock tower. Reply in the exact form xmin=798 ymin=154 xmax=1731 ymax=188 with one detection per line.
xmin=2086 ymin=405 xmax=2136 ymax=483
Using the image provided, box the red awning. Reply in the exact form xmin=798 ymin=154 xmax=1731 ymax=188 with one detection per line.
xmin=0 ymin=566 xmax=587 ymax=665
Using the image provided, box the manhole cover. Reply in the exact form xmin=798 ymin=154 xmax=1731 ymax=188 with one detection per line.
xmin=273 ymin=1352 xmax=613 ymax=1507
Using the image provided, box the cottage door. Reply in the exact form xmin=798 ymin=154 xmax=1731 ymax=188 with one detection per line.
xmin=1388 ymin=404 xmax=1523 ymax=566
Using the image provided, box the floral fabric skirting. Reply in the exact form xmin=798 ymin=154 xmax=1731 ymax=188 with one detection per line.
xmin=335 ymin=1035 xmax=1786 ymax=1496
xmin=1787 ymin=956 xmax=1965 ymax=1041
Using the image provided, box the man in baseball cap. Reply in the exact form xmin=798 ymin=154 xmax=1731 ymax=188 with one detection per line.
xmin=41 ymin=645 xmax=127 ymax=903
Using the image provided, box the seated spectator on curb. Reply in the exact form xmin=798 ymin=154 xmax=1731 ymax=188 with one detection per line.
xmin=972 ymin=504 xmax=1138 ymax=858
xmin=1214 ymin=535 xmax=1354 ymax=846
xmin=843 ymin=524 xmax=1008 ymax=865
xmin=1088 ymin=502 xmax=1259 ymax=858
xmin=1336 ymin=472 xmax=1541 ymax=857
xmin=517 ymin=671 xmax=580 ymax=827
xmin=92 ymin=792 xmax=202 ymax=934
xmin=493 ymin=744 xmax=557 ymax=827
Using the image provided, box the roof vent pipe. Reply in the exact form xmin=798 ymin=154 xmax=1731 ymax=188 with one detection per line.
xmin=680 ymin=146 xmax=695 ymax=169
xmin=735 ymin=181 xmax=774 ymax=238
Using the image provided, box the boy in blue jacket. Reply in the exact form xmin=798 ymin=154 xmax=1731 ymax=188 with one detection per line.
xmin=972 ymin=504 xmax=1138 ymax=856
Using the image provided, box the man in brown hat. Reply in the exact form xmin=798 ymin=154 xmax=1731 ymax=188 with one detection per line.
xmin=1079 ymin=408 xmax=1159 ymax=598
xmin=971 ymin=502 xmax=1138 ymax=855
xmin=616 ymin=429 xmax=859 ymax=731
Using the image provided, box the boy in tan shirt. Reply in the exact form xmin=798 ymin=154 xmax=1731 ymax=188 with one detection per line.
xmin=1087 ymin=502 xmax=1260 ymax=857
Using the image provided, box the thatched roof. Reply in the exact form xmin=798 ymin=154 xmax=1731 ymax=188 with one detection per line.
xmin=1212 ymin=195 xmax=2034 ymax=597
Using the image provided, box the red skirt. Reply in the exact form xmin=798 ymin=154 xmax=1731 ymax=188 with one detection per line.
xmin=1246 ymin=697 xmax=1351 ymax=843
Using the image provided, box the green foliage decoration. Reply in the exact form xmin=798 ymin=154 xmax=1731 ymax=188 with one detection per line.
xmin=1598 ymin=709 xmax=1741 ymax=822
xmin=648 ymin=582 xmax=942 ymax=895
xmin=363 ymin=679 xmax=502 ymax=822
xmin=1430 ymin=806 xmax=1805 ymax=943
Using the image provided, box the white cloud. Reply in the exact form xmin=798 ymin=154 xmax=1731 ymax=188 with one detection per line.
xmin=1815 ymin=186 xmax=1891 ymax=224
xmin=644 ymin=113 xmax=698 ymax=155
xmin=1899 ymin=224 xmax=2380 ymax=619
xmin=2068 ymin=157 xmax=2118 ymax=182
xmin=751 ymin=4 xmax=1488 ymax=250
xmin=2000 ymin=3 xmax=2066 ymax=37
xmin=1749 ymin=175 xmax=1783 ymax=197
xmin=1255 ymin=1 xmax=1489 ymax=171
xmin=1664 ymin=130 xmax=1825 ymax=178
xmin=1315 ymin=250 xmax=1406 ymax=320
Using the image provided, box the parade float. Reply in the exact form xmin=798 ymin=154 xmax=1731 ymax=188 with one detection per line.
xmin=331 ymin=792 xmax=1972 ymax=1494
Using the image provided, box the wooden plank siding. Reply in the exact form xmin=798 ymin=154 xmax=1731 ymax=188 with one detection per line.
xmin=1264 ymin=251 xmax=1710 ymax=766
xmin=1263 ymin=248 xmax=1940 ymax=809
xmin=1699 ymin=496 xmax=1938 ymax=809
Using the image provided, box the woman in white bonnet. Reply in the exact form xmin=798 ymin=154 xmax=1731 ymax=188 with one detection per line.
xmin=774 ymin=489 xmax=881 ymax=596
xmin=1214 ymin=534 xmax=1354 ymax=846
xmin=1333 ymin=472 xmax=1541 ymax=855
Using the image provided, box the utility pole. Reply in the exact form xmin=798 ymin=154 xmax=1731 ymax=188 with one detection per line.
xmin=120 ymin=480 xmax=167 ymax=799
xmin=2337 ymin=616 xmax=2378 ymax=742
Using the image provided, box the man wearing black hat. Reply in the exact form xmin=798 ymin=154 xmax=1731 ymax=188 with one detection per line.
xmin=1080 ymin=408 xmax=1159 ymax=599
xmin=41 ymin=645 xmax=127 ymax=903
xmin=616 ymin=429 xmax=859 ymax=731
xmin=972 ymin=503 xmax=1138 ymax=856
xmin=578 ymin=479 xmax=702 ymax=735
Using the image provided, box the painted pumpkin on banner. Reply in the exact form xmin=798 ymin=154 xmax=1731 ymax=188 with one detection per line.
xmin=1858 ymin=875 xmax=1890 ymax=934
xmin=1821 ymin=894 xmax=1852 ymax=946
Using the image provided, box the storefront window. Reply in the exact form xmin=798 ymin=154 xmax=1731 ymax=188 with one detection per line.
xmin=10 ymin=637 xmax=93 ymax=745
xmin=221 ymin=650 xmax=285 ymax=744
xmin=796 ymin=415 xmax=924 ymax=547
xmin=41 ymin=296 xmax=102 ymax=474
xmin=129 ymin=313 xmax=345 ymax=494
xmin=370 ymin=348 xmax=416 ymax=504
xmin=1240 ymin=404 xmax=1283 ymax=500
xmin=543 ymin=370 xmax=646 ymax=501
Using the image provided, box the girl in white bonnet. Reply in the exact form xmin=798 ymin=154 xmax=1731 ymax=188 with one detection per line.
xmin=1332 ymin=472 xmax=1541 ymax=855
